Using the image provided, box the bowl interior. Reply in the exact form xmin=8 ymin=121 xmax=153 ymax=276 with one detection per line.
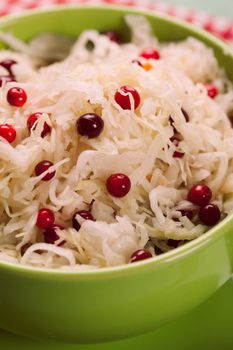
xmin=0 ymin=5 xmax=233 ymax=275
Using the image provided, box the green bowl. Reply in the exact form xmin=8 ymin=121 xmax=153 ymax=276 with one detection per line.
xmin=0 ymin=5 xmax=233 ymax=344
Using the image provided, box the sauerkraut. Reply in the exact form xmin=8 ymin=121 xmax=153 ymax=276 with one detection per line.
xmin=0 ymin=15 xmax=233 ymax=270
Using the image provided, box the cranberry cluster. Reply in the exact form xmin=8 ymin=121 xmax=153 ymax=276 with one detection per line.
xmin=0 ymin=51 xmax=223 ymax=263
xmin=187 ymin=184 xmax=221 ymax=226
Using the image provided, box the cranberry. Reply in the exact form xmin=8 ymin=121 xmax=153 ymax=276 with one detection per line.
xmin=170 ymin=136 xmax=184 ymax=158
xmin=179 ymin=210 xmax=193 ymax=221
xmin=27 ymin=112 xmax=51 ymax=138
xmin=7 ymin=87 xmax=27 ymax=107
xmin=72 ymin=210 xmax=95 ymax=231
xmin=36 ymin=208 xmax=55 ymax=229
xmin=115 ymin=86 xmax=140 ymax=110
xmin=106 ymin=173 xmax=131 ymax=198
xmin=104 ymin=31 xmax=121 ymax=44
xmin=0 ymin=59 xmax=17 ymax=75
xmin=173 ymin=151 xmax=185 ymax=158
xmin=132 ymin=59 xmax=143 ymax=67
xmin=205 ymin=83 xmax=218 ymax=99
xmin=187 ymin=184 xmax=212 ymax=207
xmin=0 ymin=124 xmax=16 ymax=143
xmin=140 ymin=48 xmax=160 ymax=60
xmin=35 ymin=160 xmax=56 ymax=181
xmin=181 ymin=108 xmax=189 ymax=122
xmin=77 ymin=113 xmax=104 ymax=139
xmin=130 ymin=249 xmax=152 ymax=263
xmin=43 ymin=224 xmax=64 ymax=245
xmin=0 ymin=75 xmax=15 ymax=87
xmin=199 ymin=204 xmax=221 ymax=226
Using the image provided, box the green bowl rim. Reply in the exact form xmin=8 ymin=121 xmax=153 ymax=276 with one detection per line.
xmin=0 ymin=4 xmax=233 ymax=278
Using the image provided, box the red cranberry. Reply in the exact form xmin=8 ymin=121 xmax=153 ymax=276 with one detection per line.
xmin=170 ymin=136 xmax=184 ymax=158
xmin=115 ymin=86 xmax=140 ymax=110
xmin=72 ymin=210 xmax=95 ymax=231
xmin=0 ymin=59 xmax=17 ymax=75
xmin=173 ymin=151 xmax=185 ymax=158
xmin=205 ymin=84 xmax=218 ymax=99
xmin=43 ymin=224 xmax=64 ymax=244
xmin=187 ymin=184 xmax=212 ymax=207
xmin=7 ymin=87 xmax=27 ymax=107
xmin=130 ymin=249 xmax=152 ymax=263
xmin=181 ymin=108 xmax=189 ymax=122
xmin=77 ymin=113 xmax=104 ymax=139
xmin=0 ymin=75 xmax=15 ymax=87
xmin=35 ymin=160 xmax=56 ymax=181
xmin=36 ymin=208 xmax=55 ymax=229
xmin=140 ymin=48 xmax=160 ymax=60
xmin=0 ymin=124 xmax=16 ymax=143
xmin=199 ymin=204 xmax=221 ymax=226
xmin=27 ymin=112 xmax=51 ymax=138
xmin=106 ymin=173 xmax=131 ymax=198
xmin=132 ymin=59 xmax=143 ymax=67
xmin=104 ymin=31 xmax=121 ymax=44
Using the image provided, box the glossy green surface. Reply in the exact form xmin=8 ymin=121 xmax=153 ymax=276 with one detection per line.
xmin=1 ymin=277 xmax=233 ymax=350
xmin=0 ymin=5 xmax=233 ymax=343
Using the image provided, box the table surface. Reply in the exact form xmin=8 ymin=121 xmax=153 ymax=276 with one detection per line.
xmin=161 ymin=0 xmax=233 ymax=18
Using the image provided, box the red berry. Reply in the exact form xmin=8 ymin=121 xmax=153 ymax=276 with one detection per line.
xmin=140 ymin=48 xmax=160 ymax=60
xmin=104 ymin=31 xmax=121 ymax=44
xmin=199 ymin=204 xmax=221 ymax=226
xmin=27 ymin=112 xmax=51 ymax=138
xmin=35 ymin=160 xmax=56 ymax=181
xmin=173 ymin=151 xmax=185 ymax=158
xmin=0 ymin=75 xmax=15 ymax=87
xmin=77 ymin=113 xmax=104 ymax=139
xmin=0 ymin=59 xmax=17 ymax=75
xmin=115 ymin=86 xmax=140 ymax=110
xmin=43 ymin=224 xmax=64 ymax=244
xmin=130 ymin=249 xmax=152 ymax=263
xmin=7 ymin=87 xmax=27 ymax=107
xmin=36 ymin=208 xmax=55 ymax=229
xmin=72 ymin=210 xmax=95 ymax=232
xmin=187 ymin=184 xmax=212 ymax=207
xmin=106 ymin=173 xmax=131 ymax=198
xmin=0 ymin=124 xmax=16 ymax=143
xmin=205 ymin=84 xmax=218 ymax=99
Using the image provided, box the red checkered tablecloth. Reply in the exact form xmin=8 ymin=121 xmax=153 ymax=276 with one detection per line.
xmin=1 ymin=0 xmax=233 ymax=43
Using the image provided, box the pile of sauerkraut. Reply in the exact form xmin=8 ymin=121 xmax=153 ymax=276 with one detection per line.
xmin=0 ymin=15 xmax=233 ymax=270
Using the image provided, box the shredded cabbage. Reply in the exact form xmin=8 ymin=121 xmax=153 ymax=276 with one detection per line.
xmin=0 ymin=15 xmax=233 ymax=270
